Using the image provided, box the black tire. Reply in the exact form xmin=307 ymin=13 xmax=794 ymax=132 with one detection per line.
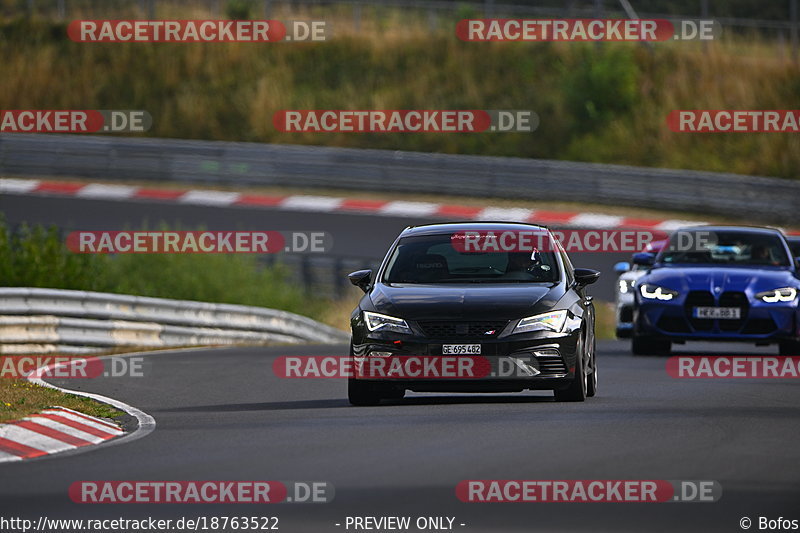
xmin=586 ymin=335 xmax=597 ymax=398
xmin=554 ymin=334 xmax=587 ymax=402
xmin=631 ymin=335 xmax=671 ymax=356
xmin=348 ymin=378 xmax=382 ymax=406
xmin=779 ymin=340 xmax=800 ymax=356
xmin=615 ymin=328 xmax=632 ymax=339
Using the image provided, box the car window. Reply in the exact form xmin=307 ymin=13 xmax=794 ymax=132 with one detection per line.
xmin=556 ymin=239 xmax=574 ymax=284
xmin=383 ymin=233 xmax=560 ymax=283
xmin=659 ymin=230 xmax=791 ymax=267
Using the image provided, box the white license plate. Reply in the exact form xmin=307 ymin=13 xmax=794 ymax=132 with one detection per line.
xmin=442 ymin=344 xmax=482 ymax=355
xmin=693 ymin=307 xmax=741 ymax=319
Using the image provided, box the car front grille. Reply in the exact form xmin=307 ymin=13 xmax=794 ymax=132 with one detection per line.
xmin=718 ymin=291 xmax=748 ymax=331
xmin=417 ymin=320 xmax=508 ymax=338
xmin=678 ymin=290 xmax=757 ymax=335
xmin=685 ymin=290 xmax=714 ymax=331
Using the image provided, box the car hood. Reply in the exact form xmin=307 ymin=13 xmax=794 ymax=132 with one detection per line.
xmin=641 ymin=266 xmax=799 ymax=295
xmin=369 ymin=283 xmax=561 ymax=321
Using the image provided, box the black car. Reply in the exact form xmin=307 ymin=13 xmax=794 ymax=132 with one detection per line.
xmin=346 ymin=222 xmax=601 ymax=405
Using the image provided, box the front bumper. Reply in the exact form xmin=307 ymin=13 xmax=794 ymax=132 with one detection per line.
xmin=352 ymin=328 xmax=581 ymax=392
xmin=635 ymin=296 xmax=799 ymax=343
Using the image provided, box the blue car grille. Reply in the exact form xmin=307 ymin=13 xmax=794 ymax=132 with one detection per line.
xmin=673 ymin=290 xmax=772 ymax=335
xmin=684 ymin=291 xmax=715 ymax=331
xmin=718 ymin=291 xmax=748 ymax=331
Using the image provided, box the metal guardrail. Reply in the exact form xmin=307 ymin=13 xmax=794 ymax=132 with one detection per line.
xmin=1 ymin=133 xmax=799 ymax=225
xmin=0 ymin=287 xmax=350 ymax=354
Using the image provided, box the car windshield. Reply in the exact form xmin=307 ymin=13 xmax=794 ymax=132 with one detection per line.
xmin=659 ymin=230 xmax=791 ymax=267
xmin=383 ymin=233 xmax=560 ymax=284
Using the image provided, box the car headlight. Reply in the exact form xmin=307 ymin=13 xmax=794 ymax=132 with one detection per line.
xmin=514 ymin=310 xmax=568 ymax=334
xmin=755 ymin=287 xmax=797 ymax=303
xmin=639 ymin=283 xmax=679 ymax=301
xmin=618 ymin=279 xmax=635 ymax=294
xmin=363 ymin=311 xmax=412 ymax=334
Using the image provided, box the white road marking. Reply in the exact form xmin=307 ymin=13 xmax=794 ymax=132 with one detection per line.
xmin=0 ymin=178 xmax=40 ymax=193
xmin=476 ymin=207 xmax=534 ymax=221
xmin=280 ymin=195 xmax=344 ymax=211
xmin=568 ymin=213 xmax=625 ymax=228
xmin=76 ymin=184 xmax=138 ymax=199
xmin=179 ymin=190 xmax=241 ymax=205
xmin=379 ymin=201 xmax=440 ymax=217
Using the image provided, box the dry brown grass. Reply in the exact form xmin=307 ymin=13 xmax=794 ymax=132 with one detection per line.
xmin=2 ymin=10 xmax=798 ymax=178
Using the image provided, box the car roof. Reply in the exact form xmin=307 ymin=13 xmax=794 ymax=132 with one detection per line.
xmin=675 ymin=225 xmax=786 ymax=236
xmin=400 ymin=221 xmax=548 ymax=237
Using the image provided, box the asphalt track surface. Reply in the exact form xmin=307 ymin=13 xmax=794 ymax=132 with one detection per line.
xmin=0 ymin=193 xmax=629 ymax=300
xmin=0 ymin=341 xmax=799 ymax=532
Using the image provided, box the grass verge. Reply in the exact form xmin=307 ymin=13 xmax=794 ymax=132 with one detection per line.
xmin=0 ymin=378 xmax=121 ymax=424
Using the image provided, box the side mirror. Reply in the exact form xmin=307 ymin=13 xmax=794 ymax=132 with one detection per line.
xmin=348 ymin=269 xmax=373 ymax=293
xmin=632 ymin=252 xmax=656 ymax=266
xmin=574 ymin=268 xmax=600 ymax=286
xmin=613 ymin=261 xmax=631 ymax=273
xmin=795 ymin=257 xmax=800 ymax=270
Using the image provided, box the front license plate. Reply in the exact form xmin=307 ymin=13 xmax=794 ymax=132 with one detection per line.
xmin=693 ymin=307 xmax=741 ymax=319
xmin=442 ymin=344 xmax=481 ymax=355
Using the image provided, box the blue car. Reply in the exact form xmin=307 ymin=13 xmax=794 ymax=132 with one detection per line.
xmin=631 ymin=226 xmax=800 ymax=356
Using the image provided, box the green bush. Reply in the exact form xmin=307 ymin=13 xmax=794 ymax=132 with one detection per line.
xmin=225 ymin=0 xmax=253 ymax=21
xmin=562 ymin=46 xmax=640 ymax=131
xmin=0 ymin=218 xmax=324 ymax=319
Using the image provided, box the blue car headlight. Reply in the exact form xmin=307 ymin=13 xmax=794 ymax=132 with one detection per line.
xmin=639 ymin=283 xmax=679 ymax=301
xmin=363 ymin=311 xmax=412 ymax=334
xmin=755 ymin=287 xmax=797 ymax=303
xmin=513 ymin=310 xmax=568 ymax=334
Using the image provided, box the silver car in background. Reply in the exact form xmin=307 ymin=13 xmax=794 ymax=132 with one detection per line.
xmin=614 ymin=239 xmax=667 ymax=338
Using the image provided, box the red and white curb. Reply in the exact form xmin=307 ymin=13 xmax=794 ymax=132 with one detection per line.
xmin=0 ymin=354 xmax=156 ymax=463
xmin=0 ymin=406 xmax=122 ymax=462
xmin=1 ymin=177 xmax=711 ymax=231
